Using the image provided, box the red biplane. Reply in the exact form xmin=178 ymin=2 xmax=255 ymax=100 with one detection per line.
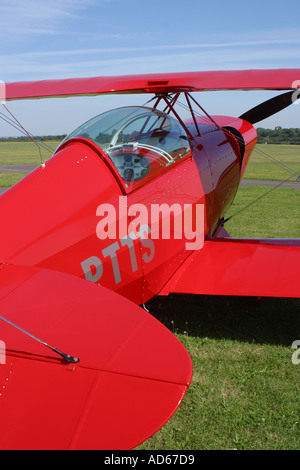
xmin=0 ymin=69 xmax=299 ymax=449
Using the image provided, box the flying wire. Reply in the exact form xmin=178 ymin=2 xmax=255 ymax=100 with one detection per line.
xmin=1 ymin=104 xmax=46 ymax=165
xmin=0 ymin=314 xmax=79 ymax=363
xmin=223 ymin=168 xmax=300 ymax=224
xmin=0 ymin=104 xmax=57 ymax=158
xmin=0 ymin=112 xmax=55 ymax=155
xmin=1 ymin=96 xmax=298 ymax=225
xmin=176 ymin=96 xmax=299 ymax=178
xmin=173 ymin=96 xmax=300 ymax=224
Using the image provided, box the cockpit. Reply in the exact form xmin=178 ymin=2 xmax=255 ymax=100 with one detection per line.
xmin=63 ymin=107 xmax=191 ymax=189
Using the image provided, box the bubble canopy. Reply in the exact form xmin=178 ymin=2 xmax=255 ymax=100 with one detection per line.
xmin=63 ymin=107 xmax=191 ymax=186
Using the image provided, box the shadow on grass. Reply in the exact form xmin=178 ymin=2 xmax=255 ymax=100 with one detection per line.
xmin=145 ymin=294 xmax=300 ymax=346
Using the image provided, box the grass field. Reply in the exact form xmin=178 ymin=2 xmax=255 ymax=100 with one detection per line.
xmin=0 ymin=173 xmax=27 ymax=187
xmin=243 ymin=144 xmax=300 ymax=182
xmin=0 ymin=140 xmax=299 ymax=450
xmin=139 ymin=185 xmax=300 ymax=450
xmin=141 ymin=295 xmax=299 ymax=450
xmin=0 ymin=140 xmax=60 ymax=186
xmin=226 ymin=185 xmax=300 ymax=238
xmin=0 ymin=140 xmax=59 ymax=165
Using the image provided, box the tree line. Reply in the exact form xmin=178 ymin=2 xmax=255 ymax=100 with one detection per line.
xmin=0 ymin=135 xmax=67 ymax=142
xmin=1 ymin=128 xmax=300 ymax=144
xmin=257 ymin=127 xmax=300 ymax=144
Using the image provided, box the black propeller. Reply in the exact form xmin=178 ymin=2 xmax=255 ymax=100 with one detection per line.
xmin=239 ymin=90 xmax=296 ymax=125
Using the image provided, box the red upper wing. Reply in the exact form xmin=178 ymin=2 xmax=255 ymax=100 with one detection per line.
xmin=5 ymin=69 xmax=300 ymax=101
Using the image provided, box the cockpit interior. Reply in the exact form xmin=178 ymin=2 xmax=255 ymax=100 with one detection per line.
xmin=63 ymin=107 xmax=191 ymax=188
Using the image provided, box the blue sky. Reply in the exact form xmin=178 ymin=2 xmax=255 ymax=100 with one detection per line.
xmin=1 ymin=0 xmax=300 ymax=136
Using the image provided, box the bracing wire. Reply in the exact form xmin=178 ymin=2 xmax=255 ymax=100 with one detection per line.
xmin=2 ymin=104 xmax=44 ymax=165
xmin=0 ymin=110 xmax=55 ymax=154
xmin=1 ymin=95 xmax=299 ymax=225
xmin=0 ymin=104 xmax=59 ymax=161
xmin=176 ymin=96 xmax=299 ymax=178
xmin=173 ymin=95 xmax=300 ymax=224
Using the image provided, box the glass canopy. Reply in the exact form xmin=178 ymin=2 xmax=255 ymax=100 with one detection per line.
xmin=64 ymin=106 xmax=191 ymax=187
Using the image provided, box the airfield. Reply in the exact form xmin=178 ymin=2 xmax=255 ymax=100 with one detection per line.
xmin=0 ymin=140 xmax=299 ymax=450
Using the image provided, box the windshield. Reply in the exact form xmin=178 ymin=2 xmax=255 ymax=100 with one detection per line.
xmin=63 ymin=106 xmax=190 ymax=187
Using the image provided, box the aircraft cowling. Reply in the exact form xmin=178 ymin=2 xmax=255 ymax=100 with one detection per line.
xmin=183 ymin=115 xmax=256 ymax=232
xmin=211 ymin=116 xmax=258 ymax=180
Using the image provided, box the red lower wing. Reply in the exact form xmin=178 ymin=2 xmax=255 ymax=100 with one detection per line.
xmin=0 ymin=264 xmax=192 ymax=449
xmin=160 ymin=238 xmax=300 ymax=298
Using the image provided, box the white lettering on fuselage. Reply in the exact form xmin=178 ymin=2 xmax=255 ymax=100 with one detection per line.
xmin=80 ymin=224 xmax=154 ymax=285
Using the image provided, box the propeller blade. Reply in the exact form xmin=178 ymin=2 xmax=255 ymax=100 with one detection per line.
xmin=239 ymin=91 xmax=295 ymax=124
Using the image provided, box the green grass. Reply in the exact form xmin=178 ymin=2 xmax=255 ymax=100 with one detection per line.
xmin=225 ymin=185 xmax=300 ymax=238
xmin=0 ymin=140 xmax=60 ymax=185
xmin=0 ymin=173 xmax=27 ymax=186
xmin=243 ymin=144 xmax=300 ymax=181
xmin=139 ymin=295 xmax=300 ymax=450
xmin=0 ymin=140 xmax=60 ymax=164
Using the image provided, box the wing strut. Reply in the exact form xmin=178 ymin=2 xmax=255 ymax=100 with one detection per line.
xmin=0 ymin=314 xmax=80 ymax=363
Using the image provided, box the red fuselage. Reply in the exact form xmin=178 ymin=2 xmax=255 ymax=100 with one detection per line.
xmin=0 ymin=113 xmax=256 ymax=305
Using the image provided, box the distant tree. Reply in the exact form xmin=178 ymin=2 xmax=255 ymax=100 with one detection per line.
xmin=256 ymin=128 xmax=300 ymax=144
